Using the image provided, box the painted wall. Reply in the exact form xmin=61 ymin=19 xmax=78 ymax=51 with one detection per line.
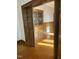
xmin=17 ymin=0 xmax=31 ymax=41
xmin=33 ymin=2 xmax=54 ymax=22
xmin=17 ymin=0 xmax=54 ymax=41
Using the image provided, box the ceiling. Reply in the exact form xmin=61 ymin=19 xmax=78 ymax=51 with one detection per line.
xmin=33 ymin=1 xmax=54 ymax=10
xmin=45 ymin=1 xmax=54 ymax=8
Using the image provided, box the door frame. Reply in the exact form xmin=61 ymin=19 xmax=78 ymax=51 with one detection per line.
xmin=22 ymin=0 xmax=60 ymax=59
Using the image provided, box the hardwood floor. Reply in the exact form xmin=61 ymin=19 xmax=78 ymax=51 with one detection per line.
xmin=17 ymin=22 xmax=55 ymax=59
xmin=17 ymin=39 xmax=54 ymax=59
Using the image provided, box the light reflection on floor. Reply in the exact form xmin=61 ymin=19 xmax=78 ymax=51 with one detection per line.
xmin=17 ymin=39 xmax=54 ymax=59
xmin=37 ymin=39 xmax=54 ymax=48
xmin=37 ymin=42 xmax=54 ymax=47
xmin=42 ymin=39 xmax=54 ymax=44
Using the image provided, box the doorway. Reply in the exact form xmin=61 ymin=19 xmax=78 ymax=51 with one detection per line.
xmin=21 ymin=0 xmax=60 ymax=59
xmin=33 ymin=1 xmax=55 ymax=48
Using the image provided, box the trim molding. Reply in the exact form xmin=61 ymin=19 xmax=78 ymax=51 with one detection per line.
xmin=17 ymin=40 xmax=26 ymax=45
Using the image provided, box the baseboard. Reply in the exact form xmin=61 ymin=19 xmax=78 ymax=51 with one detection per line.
xmin=17 ymin=40 xmax=26 ymax=45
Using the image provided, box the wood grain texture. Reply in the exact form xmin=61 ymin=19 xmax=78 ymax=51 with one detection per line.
xmin=17 ymin=38 xmax=54 ymax=59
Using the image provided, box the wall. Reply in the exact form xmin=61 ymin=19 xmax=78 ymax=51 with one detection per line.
xmin=17 ymin=0 xmax=54 ymax=41
xmin=33 ymin=2 xmax=54 ymax=22
xmin=17 ymin=0 xmax=31 ymax=41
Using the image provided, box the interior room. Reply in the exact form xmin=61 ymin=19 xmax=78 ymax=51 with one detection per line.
xmin=17 ymin=0 xmax=61 ymax=59
xmin=33 ymin=1 xmax=55 ymax=48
